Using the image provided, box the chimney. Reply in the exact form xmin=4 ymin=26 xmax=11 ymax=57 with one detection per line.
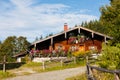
xmin=64 ymin=23 xmax=68 ymax=31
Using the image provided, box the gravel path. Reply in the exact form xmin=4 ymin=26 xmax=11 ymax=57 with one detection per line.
xmin=6 ymin=66 xmax=86 ymax=80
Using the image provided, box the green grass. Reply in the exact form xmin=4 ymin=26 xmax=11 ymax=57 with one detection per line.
xmin=0 ymin=70 xmax=15 ymax=79
xmin=66 ymin=71 xmax=115 ymax=80
xmin=1 ymin=59 xmax=86 ymax=79
xmin=21 ymin=62 xmax=42 ymax=68
xmin=44 ymin=60 xmax=85 ymax=72
xmin=15 ymin=59 xmax=85 ymax=74
xmin=93 ymin=71 xmax=114 ymax=80
xmin=32 ymin=60 xmax=85 ymax=72
xmin=66 ymin=73 xmax=86 ymax=80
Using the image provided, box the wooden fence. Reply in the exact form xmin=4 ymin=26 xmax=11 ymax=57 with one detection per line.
xmin=0 ymin=62 xmax=25 ymax=72
xmin=86 ymin=63 xmax=120 ymax=80
xmin=42 ymin=57 xmax=75 ymax=70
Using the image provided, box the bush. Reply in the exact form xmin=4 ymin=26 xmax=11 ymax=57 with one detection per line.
xmin=72 ymin=50 xmax=91 ymax=58
xmin=99 ymin=43 xmax=120 ymax=69
xmin=98 ymin=61 xmax=109 ymax=68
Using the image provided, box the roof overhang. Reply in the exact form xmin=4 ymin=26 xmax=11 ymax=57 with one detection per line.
xmin=31 ymin=26 xmax=113 ymax=46
xmin=13 ymin=51 xmax=28 ymax=58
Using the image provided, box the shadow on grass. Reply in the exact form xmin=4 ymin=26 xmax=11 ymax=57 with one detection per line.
xmin=0 ymin=62 xmax=25 ymax=70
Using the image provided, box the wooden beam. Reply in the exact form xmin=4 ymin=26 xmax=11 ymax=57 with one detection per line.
xmin=51 ymin=38 xmax=53 ymax=45
xmin=65 ymin=32 xmax=67 ymax=39
xmin=104 ymin=36 xmax=107 ymax=43
xmin=78 ymin=28 xmax=80 ymax=34
xmin=34 ymin=43 xmax=36 ymax=50
xmin=92 ymin=32 xmax=94 ymax=38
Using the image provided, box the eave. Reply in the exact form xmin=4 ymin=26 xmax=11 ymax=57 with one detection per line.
xmin=31 ymin=26 xmax=113 ymax=46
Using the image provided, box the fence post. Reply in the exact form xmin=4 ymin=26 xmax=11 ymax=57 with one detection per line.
xmin=114 ymin=73 xmax=120 ymax=80
xmin=73 ymin=57 xmax=76 ymax=64
xmin=86 ymin=56 xmax=90 ymax=80
xmin=42 ymin=61 xmax=45 ymax=70
xmin=60 ymin=59 xmax=63 ymax=67
xmin=3 ymin=55 xmax=6 ymax=72
xmin=86 ymin=64 xmax=90 ymax=79
xmin=89 ymin=67 xmax=95 ymax=80
xmin=86 ymin=56 xmax=88 ymax=63
xmin=86 ymin=56 xmax=95 ymax=80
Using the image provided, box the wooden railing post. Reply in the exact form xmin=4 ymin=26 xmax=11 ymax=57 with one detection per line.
xmin=89 ymin=67 xmax=95 ymax=80
xmin=42 ymin=61 xmax=45 ymax=70
xmin=60 ymin=59 xmax=63 ymax=67
xmin=73 ymin=57 xmax=76 ymax=64
xmin=86 ymin=56 xmax=88 ymax=63
xmin=114 ymin=73 xmax=120 ymax=80
xmin=86 ymin=56 xmax=120 ymax=80
xmin=3 ymin=55 xmax=6 ymax=72
xmin=86 ymin=63 xmax=95 ymax=80
xmin=86 ymin=64 xmax=90 ymax=80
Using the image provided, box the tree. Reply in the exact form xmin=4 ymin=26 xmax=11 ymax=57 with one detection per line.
xmin=81 ymin=20 xmax=107 ymax=34
xmin=99 ymin=43 xmax=120 ymax=69
xmin=81 ymin=22 xmax=84 ymax=26
xmin=0 ymin=36 xmax=30 ymax=62
xmin=17 ymin=36 xmax=30 ymax=53
xmin=0 ymin=36 xmax=17 ymax=62
xmin=0 ymin=40 xmax=1 ymax=50
xmin=48 ymin=33 xmax=53 ymax=36
xmin=81 ymin=0 xmax=120 ymax=44
xmin=0 ymin=40 xmax=1 ymax=44
xmin=40 ymin=35 xmax=43 ymax=40
xmin=35 ymin=36 xmax=39 ymax=41
xmin=100 ymin=0 xmax=120 ymax=44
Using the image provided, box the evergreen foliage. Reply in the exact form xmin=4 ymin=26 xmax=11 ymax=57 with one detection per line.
xmin=100 ymin=0 xmax=120 ymax=44
xmin=81 ymin=0 xmax=120 ymax=44
xmin=0 ymin=36 xmax=30 ymax=62
xmin=80 ymin=0 xmax=120 ymax=70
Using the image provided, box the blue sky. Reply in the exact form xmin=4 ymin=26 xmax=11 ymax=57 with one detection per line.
xmin=0 ymin=0 xmax=110 ymax=42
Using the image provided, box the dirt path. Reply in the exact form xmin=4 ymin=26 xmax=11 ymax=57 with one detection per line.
xmin=6 ymin=66 xmax=86 ymax=80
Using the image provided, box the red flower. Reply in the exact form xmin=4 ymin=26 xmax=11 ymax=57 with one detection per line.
xmin=42 ymin=49 xmax=52 ymax=54
xmin=68 ymin=37 xmax=76 ymax=44
xmin=64 ymin=49 xmax=68 ymax=54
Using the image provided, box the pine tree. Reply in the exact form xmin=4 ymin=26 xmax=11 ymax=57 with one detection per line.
xmin=100 ymin=0 xmax=120 ymax=44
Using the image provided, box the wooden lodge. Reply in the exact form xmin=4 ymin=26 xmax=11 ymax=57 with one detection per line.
xmin=30 ymin=24 xmax=112 ymax=53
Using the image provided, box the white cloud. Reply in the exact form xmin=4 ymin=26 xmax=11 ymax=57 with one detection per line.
xmin=0 ymin=0 xmax=98 ymax=42
xmin=10 ymin=0 xmax=33 ymax=8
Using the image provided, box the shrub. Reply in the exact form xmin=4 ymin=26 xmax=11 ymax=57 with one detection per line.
xmin=99 ymin=43 xmax=120 ymax=69
xmin=72 ymin=50 xmax=91 ymax=58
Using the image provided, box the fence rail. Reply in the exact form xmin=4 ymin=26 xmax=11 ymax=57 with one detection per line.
xmin=86 ymin=63 xmax=120 ymax=80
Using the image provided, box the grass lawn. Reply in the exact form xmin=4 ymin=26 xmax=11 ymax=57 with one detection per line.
xmin=0 ymin=70 xmax=15 ymax=79
xmin=66 ymin=70 xmax=115 ymax=80
xmin=66 ymin=73 xmax=86 ymax=80
xmin=20 ymin=60 xmax=85 ymax=72
xmin=0 ymin=59 xmax=85 ymax=79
